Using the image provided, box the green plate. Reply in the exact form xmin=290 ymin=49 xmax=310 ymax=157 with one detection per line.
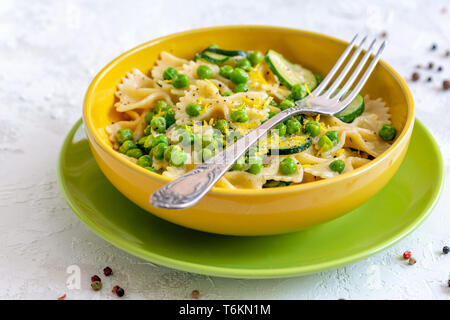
xmin=57 ymin=119 xmax=444 ymax=279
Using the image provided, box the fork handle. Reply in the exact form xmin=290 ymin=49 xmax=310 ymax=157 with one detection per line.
xmin=150 ymin=107 xmax=305 ymax=209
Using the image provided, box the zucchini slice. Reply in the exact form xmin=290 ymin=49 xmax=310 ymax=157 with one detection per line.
xmin=335 ymin=94 xmax=365 ymax=123
xmin=265 ymin=49 xmax=317 ymax=90
xmin=195 ymin=51 xmax=229 ymax=64
xmin=205 ymin=47 xmax=247 ymax=57
xmin=268 ymin=135 xmax=312 ymax=155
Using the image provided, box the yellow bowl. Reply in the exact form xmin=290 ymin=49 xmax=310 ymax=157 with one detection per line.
xmin=83 ymin=26 xmax=414 ymax=236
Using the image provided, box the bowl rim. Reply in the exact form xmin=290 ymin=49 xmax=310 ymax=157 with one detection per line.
xmin=83 ymin=25 xmax=415 ymax=196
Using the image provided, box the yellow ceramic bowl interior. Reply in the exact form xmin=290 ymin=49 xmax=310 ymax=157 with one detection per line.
xmin=83 ymin=26 xmax=414 ymax=236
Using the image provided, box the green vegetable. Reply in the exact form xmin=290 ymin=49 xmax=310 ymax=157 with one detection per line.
xmin=219 ymin=65 xmax=233 ymax=79
xmin=304 ymin=121 xmax=320 ymax=137
xmin=379 ymin=124 xmax=397 ymax=141
xmin=137 ymin=136 xmax=148 ymax=148
xmin=196 ymin=51 xmax=229 ymax=64
xmin=213 ymin=119 xmax=229 ymax=133
xmin=201 ymin=148 xmax=214 ymax=162
xmin=178 ymin=130 xmax=194 ymax=146
xmin=279 ymin=98 xmax=296 ymax=110
xmin=143 ymin=125 xmax=152 ymax=136
xmin=151 ymin=135 xmax=169 ymax=148
xmin=172 ymin=73 xmax=189 ymax=88
xmin=318 ymin=135 xmax=333 ymax=152
xmin=231 ymin=108 xmax=248 ymax=122
xmin=169 ymin=148 xmax=187 ymax=167
xmin=197 ymin=65 xmax=213 ymax=79
xmin=263 ymin=180 xmax=291 ymax=188
xmin=163 ymin=67 xmax=178 ymax=80
xmin=286 ymin=118 xmax=301 ymax=134
xmin=126 ymin=148 xmax=143 ymax=159
xmin=275 ymin=122 xmax=287 ymax=136
xmin=326 ymin=130 xmax=339 ymax=144
xmin=137 ymin=155 xmax=152 ymax=167
xmin=265 ymin=49 xmax=317 ymax=90
xmin=230 ymin=156 xmax=245 ymax=171
xmin=221 ymin=91 xmax=232 ymax=96
xmin=268 ymin=136 xmax=312 ymax=155
xmin=203 ymin=47 xmax=246 ymax=57
xmin=329 ymin=159 xmax=345 ymax=173
xmin=116 ymin=128 xmax=133 ymax=144
xmin=247 ymin=156 xmax=263 ymax=174
xmin=144 ymin=167 xmax=159 ymax=173
xmin=155 ymin=100 xmax=169 ymax=112
xmin=151 ymin=142 xmax=168 ymax=160
xmin=234 ymin=83 xmax=249 ymax=93
xmin=143 ymin=135 xmax=154 ymax=149
xmin=151 ymin=116 xmax=166 ymax=133
xmin=236 ymin=58 xmax=252 ymax=71
xmin=335 ymin=93 xmax=365 ymax=123
xmin=290 ymin=83 xmax=308 ymax=101
xmin=280 ymin=158 xmax=297 ymax=175
xmin=144 ymin=112 xmax=154 ymax=125
xmin=119 ymin=140 xmax=137 ymax=154
xmin=186 ymin=103 xmax=202 ymax=117
xmin=314 ymin=73 xmax=324 ymax=85
xmin=247 ymin=51 xmax=264 ymax=66
xmin=268 ymin=111 xmax=279 ymax=118
xmin=230 ymin=68 xmax=249 ymax=84
xmin=163 ymin=145 xmax=176 ymax=162
xmin=164 ymin=109 xmax=176 ymax=127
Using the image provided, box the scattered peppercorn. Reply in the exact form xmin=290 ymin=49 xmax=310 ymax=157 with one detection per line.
xmin=408 ymin=257 xmax=416 ymax=265
xmin=91 ymin=275 xmax=101 ymax=282
xmin=445 ymin=50 xmax=450 ymax=57
xmin=448 ymin=279 xmax=450 ymax=287
xmin=411 ymin=72 xmax=420 ymax=81
xmin=115 ymin=286 xmax=125 ymax=297
xmin=191 ymin=290 xmax=200 ymax=299
xmin=443 ymin=80 xmax=450 ymax=90
xmin=437 ymin=66 xmax=443 ymax=72
xmin=415 ymin=64 xmax=422 ymax=69
xmin=112 ymin=285 xmax=118 ymax=293
xmin=380 ymin=31 xmax=387 ymax=38
xmin=91 ymin=280 xmax=102 ymax=291
xmin=57 ymin=293 xmax=67 ymax=300
xmin=443 ymin=246 xmax=449 ymax=254
xmin=431 ymin=43 xmax=437 ymax=51
xmin=403 ymin=250 xmax=412 ymax=259
xmin=428 ymin=62 xmax=434 ymax=69
xmin=427 ymin=77 xmax=432 ymax=82
xmin=103 ymin=266 xmax=112 ymax=276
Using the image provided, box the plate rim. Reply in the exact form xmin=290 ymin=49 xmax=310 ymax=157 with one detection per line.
xmin=57 ymin=118 xmax=444 ymax=279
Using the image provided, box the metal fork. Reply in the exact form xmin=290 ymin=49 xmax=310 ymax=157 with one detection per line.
xmin=151 ymin=34 xmax=386 ymax=209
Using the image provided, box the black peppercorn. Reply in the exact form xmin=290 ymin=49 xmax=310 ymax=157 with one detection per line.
xmin=411 ymin=72 xmax=420 ymax=81
xmin=428 ymin=62 xmax=434 ymax=69
xmin=443 ymin=246 xmax=449 ymax=254
xmin=437 ymin=66 xmax=443 ymax=72
xmin=431 ymin=43 xmax=437 ymax=50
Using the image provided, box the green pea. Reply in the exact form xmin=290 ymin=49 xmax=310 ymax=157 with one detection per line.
xmin=247 ymin=51 xmax=264 ymax=66
xmin=151 ymin=142 xmax=168 ymax=160
xmin=213 ymin=119 xmax=229 ymax=133
xmin=150 ymin=116 xmax=166 ymax=133
xmin=137 ymin=155 xmax=152 ymax=167
xmin=314 ymin=73 xmax=324 ymax=85
xmin=116 ymin=128 xmax=133 ymax=144
xmin=329 ymin=159 xmax=345 ymax=174
xmin=326 ymin=130 xmax=339 ymax=144
xmin=230 ymin=68 xmax=249 ymax=84
xmin=230 ymin=156 xmax=245 ymax=171
xmin=178 ymin=131 xmax=194 ymax=146
xmin=164 ymin=109 xmax=176 ymax=128
xmin=275 ymin=122 xmax=287 ymax=136
xmin=143 ymin=135 xmax=154 ymax=149
xmin=247 ymin=156 xmax=263 ymax=175
xmin=144 ymin=166 xmax=159 ymax=173
xmin=286 ymin=118 xmax=301 ymax=134
xmin=318 ymin=135 xmax=333 ymax=152
xmin=137 ymin=136 xmax=148 ymax=149
xmin=236 ymin=58 xmax=252 ymax=71
xmin=143 ymin=125 xmax=152 ymax=136
xmin=231 ymin=108 xmax=249 ymax=123
xmin=172 ymin=73 xmax=190 ymax=88
xmin=226 ymin=130 xmax=242 ymax=144
xmin=163 ymin=67 xmax=178 ymax=80
xmin=186 ymin=103 xmax=202 ymax=117
xmin=201 ymin=148 xmax=214 ymax=162
xmin=234 ymin=83 xmax=249 ymax=93
xmin=155 ymin=100 xmax=169 ymax=113
xmin=197 ymin=65 xmax=213 ymax=79
xmin=379 ymin=124 xmax=396 ymax=141
xmin=119 ymin=140 xmax=137 ymax=154
xmin=126 ymin=148 xmax=143 ymax=159
xmin=219 ymin=65 xmax=233 ymax=79
xmin=221 ymin=91 xmax=232 ymax=96
xmin=169 ymin=148 xmax=187 ymax=167
xmin=151 ymin=135 xmax=169 ymax=148
xmin=201 ymin=135 xmax=214 ymax=148
xmin=304 ymin=121 xmax=321 ymax=137
xmin=144 ymin=112 xmax=154 ymax=125
xmin=280 ymin=158 xmax=297 ymax=175
xmin=279 ymin=99 xmax=296 ymax=110
xmin=290 ymin=84 xmax=308 ymax=101
xmin=163 ymin=145 xmax=176 ymax=162
xmin=268 ymin=111 xmax=279 ymax=118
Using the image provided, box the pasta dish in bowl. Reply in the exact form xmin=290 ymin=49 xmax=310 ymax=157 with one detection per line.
xmin=83 ymin=26 xmax=414 ymax=235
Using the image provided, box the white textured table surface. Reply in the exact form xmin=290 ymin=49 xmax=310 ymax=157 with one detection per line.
xmin=1 ymin=0 xmax=449 ymax=300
